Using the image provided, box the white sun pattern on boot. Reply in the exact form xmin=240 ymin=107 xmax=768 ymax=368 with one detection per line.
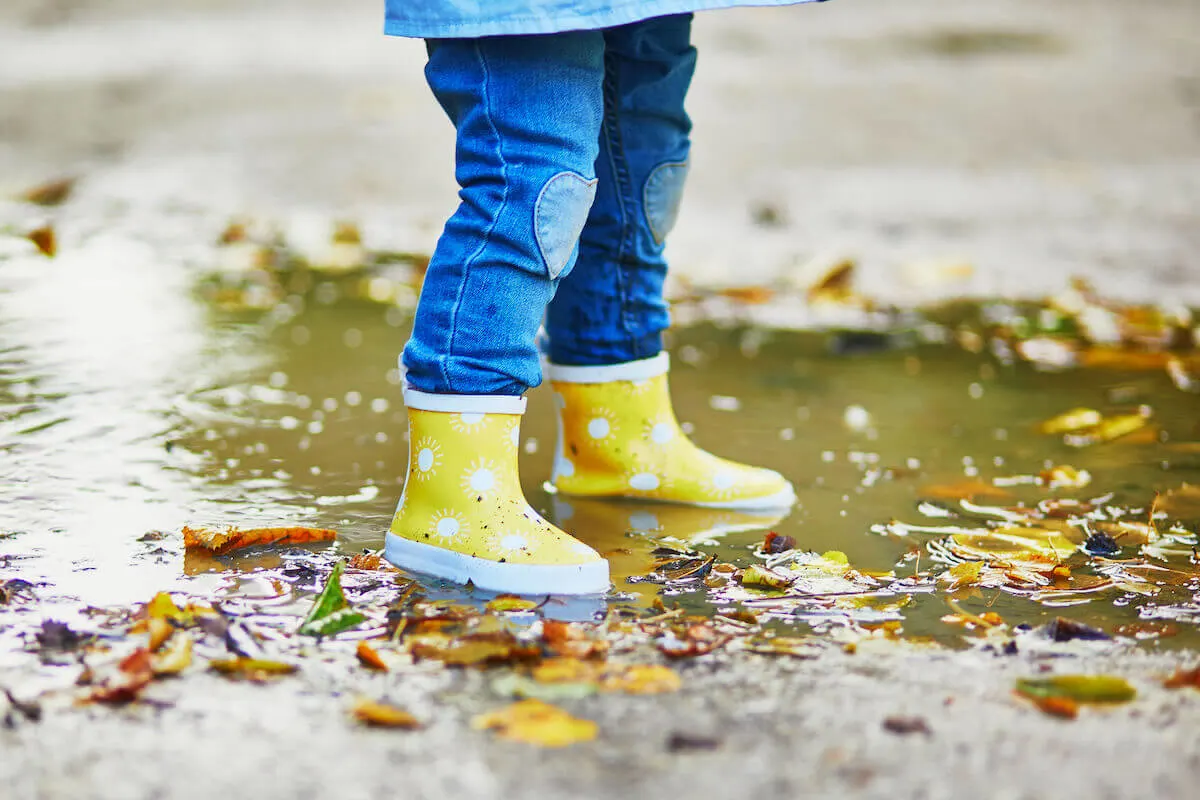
xmin=412 ymin=437 xmax=443 ymax=481
xmin=461 ymin=457 xmax=500 ymax=497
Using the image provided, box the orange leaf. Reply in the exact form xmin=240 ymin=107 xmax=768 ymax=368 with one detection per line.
xmin=352 ymin=698 xmax=422 ymax=729
xmin=1026 ymin=694 xmax=1079 ymax=719
xmin=542 ymin=620 xmax=608 ymax=659
xmin=471 ymin=699 xmax=597 ymax=747
xmin=27 ymin=226 xmax=56 ymax=257
xmin=356 ymin=641 xmax=389 ymax=672
xmin=181 ymin=525 xmax=336 ymax=555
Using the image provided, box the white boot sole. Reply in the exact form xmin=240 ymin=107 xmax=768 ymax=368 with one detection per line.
xmin=384 ymin=534 xmax=611 ymax=596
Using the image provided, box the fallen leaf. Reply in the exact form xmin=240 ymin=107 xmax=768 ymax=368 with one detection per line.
xmin=151 ymin=634 xmax=193 ymax=675
xmin=298 ymin=561 xmax=366 ymax=637
xmin=1063 ymin=413 xmax=1149 ymax=447
xmin=1040 ymin=408 xmax=1103 ymax=435
xmin=542 ymin=620 xmax=608 ymax=659
xmin=1163 ymin=666 xmax=1200 ymax=690
xmin=26 ymin=226 xmax=56 ymax=257
xmin=1156 ymin=484 xmax=1200 ymax=521
xmin=882 ymin=716 xmax=931 ymax=736
xmin=147 ymin=617 xmax=174 ymax=653
xmin=761 ymin=532 xmax=796 ymax=554
xmin=471 ymin=699 xmax=597 ymax=747
xmin=665 ymin=731 xmax=723 ymax=752
xmin=182 ymin=524 xmax=336 ymax=555
xmin=352 ymin=698 xmax=422 ymax=729
xmin=743 ymin=637 xmax=820 ymax=658
xmin=84 ymin=648 xmax=154 ymax=705
xmin=919 ymin=479 xmax=1011 ymax=502
xmin=717 ymin=286 xmax=774 ymax=304
xmin=1039 ymin=465 xmax=1091 ymax=490
xmin=532 ymin=658 xmax=604 ymax=684
xmin=486 ymin=595 xmax=540 ymax=613
xmin=411 ymin=632 xmax=540 ymax=667
xmin=1027 ymin=695 xmax=1079 ymax=719
xmin=19 ymin=177 xmax=75 ymax=206
xmin=209 ymin=658 xmax=298 ymax=679
xmin=602 ymin=665 xmax=681 ymax=694
xmin=491 ymin=673 xmax=598 ymax=702
xmin=356 ymin=641 xmax=388 ymax=671
xmin=658 ymin=623 xmax=729 ymax=658
xmin=942 ymin=561 xmax=982 ymax=589
xmin=35 ymin=620 xmax=90 ymax=652
xmin=1015 ymin=675 xmax=1136 ymax=705
xmin=347 ymin=552 xmax=384 ymax=570
xmin=739 ymin=564 xmax=797 ymax=591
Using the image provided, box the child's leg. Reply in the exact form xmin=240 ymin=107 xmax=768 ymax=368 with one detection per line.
xmin=543 ymin=15 xmax=695 ymax=367
xmin=387 ymin=34 xmax=612 ymax=595
xmin=542 ymin=16 xmax=795 ymax=510
xmin=403 ymin=33 xmax=606 ymax=395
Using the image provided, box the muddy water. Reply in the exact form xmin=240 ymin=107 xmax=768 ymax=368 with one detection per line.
xmin=1 ymin=250 xmax=1198 ymax=648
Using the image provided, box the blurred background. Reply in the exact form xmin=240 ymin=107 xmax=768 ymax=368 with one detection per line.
xmin=1 ymin=0 xmax=1197 ymax=302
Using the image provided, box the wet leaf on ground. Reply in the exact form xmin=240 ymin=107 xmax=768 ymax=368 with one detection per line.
xmin=602 ymin=665 xmax=682 ymax=694
xmin=26 ymin=226 xmax=56 ymax=258
xmin=1015 ymin=675 xmax=1136 ymax=705
xmin=355 ymin=640 xmax=388 ymax=671
xmin=410 ymin=632 xmax=540 ymax=667
xmin=352 ymin=698 xmax=422 ymax=729
xmin=209 ymin=658 xmax=299 ymax=679
xmin=182 ymin=524 xmax=337 ymax=555
xmin=491 ymin=673 xmax=598 ymax=702
xmin=542 ymin=620 xmax=608 ymax=659
xmin=471 ymin=699 xmax=597 ymax=747
xmin=298 ymin=561 xmax=365 ymax=637
xmin=18 ymin=177 xmax=75 ymax=206
xmin=151 ymin=634 xmax=193 ymax=675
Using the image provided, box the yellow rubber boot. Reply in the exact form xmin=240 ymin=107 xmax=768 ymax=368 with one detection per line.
xmin=385 ymin=390 xmax=609 ymax=595
xmin=548 ymin=353 xmax=795 ymax=509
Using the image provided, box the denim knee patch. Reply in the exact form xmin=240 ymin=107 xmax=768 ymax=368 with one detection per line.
xmin=643 ymin=160 xmax=689 ymax=246
xmin=535 ymin=171 xmax=599 ymax=278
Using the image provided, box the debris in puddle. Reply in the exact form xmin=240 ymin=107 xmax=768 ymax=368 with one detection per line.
xmin=881 ymin=716 xmax=932 ymax=737
xmin=352 ymin=698 xmax=422 ymax=729
xmin=1014 ymin=674 xmax=1136 ymax=717
xmin=17 ymin=176 xmax=76 ymax=207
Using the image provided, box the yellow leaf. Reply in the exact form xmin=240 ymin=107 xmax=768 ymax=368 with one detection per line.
xmin=1039 ymin=408 xmax=1102 ymax=435
xmin=147 ymin=617 xmax=174 ymax=653
xmin=1063 ymin=414 xmax=1148 ymax=447
xmin=146 ymin=591 xmax=185 ymax=621
xmin=486 ymin=595 xmax=540 ymax=613
xmin=352 ymin=699 xmax=422 ymax=729
xmin=471 ymin=699 xmax=597 ymax=747
xmin=532 ymin=658 xmax=603 ymax=684
xmin=152 ymin=634 xmax=193 ymax=675
xmin=943 ymin=561 xmax=982 ymax=589
xmin=820 ymin=550 xmax=849 ymax=565
xmin=739 ymin=564 xmax=796 ymax=591
xmin=602 ymin=665 xmax=682 ymax=695
xmin=209 ymin=658 xmax=298 ymax=678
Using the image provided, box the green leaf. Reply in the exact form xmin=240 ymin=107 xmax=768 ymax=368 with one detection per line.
xmin=1015 ymin=675 xmax=1136 ymax=704
xmin=298 ymin=562 xmax=365 ymax=637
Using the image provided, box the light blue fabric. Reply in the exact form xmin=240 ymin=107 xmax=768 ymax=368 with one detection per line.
xmin=384 ymin=0 xmax=824 ymax=39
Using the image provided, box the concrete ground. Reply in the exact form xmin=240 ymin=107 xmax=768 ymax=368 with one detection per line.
xmin=1 ymin=1 xmax=1199 ymax=798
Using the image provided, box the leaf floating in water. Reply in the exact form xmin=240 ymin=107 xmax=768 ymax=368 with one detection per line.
xmin=1015 ymin=675 xmax=1136 ymax=705
xmin=1039 ymin=408 xmax=1103 ymax=435
xmin=762 ymin=532 xmax=797 ymax=554
xmin=1156 ymin=484 xmax=1200 ymax=521
xmin=1063 ymin=413 xmax=1149 ymax=448
xmin=486 ymin=595 xmax=540 ymax=613
xmin=919 ymin=479 xmax=1011 ymax=502
xmin=542 ymin=621 xmax=609 ymax=660
xmin=471 ymin=699 xmax=598 ymax=747
xmin=1041 ymin=618 xmax=1111 ymax=642
xmin=492 ymin=673 xmax=598 ymax=702
xmin=941 ymin=561 xmax=982 ymax=589
xmin=1038 ymin=465 xmax=1091 ymax=490
xmin=410 ymin=632 xmax=540 ymax=667
xmin=298 ymin=562 xmax=365 ymax=637
xmin=743 ymin=636 xmax=820 ymax=658
xmin=182 ymin=524 xmax=336 ymax=555
xmin=352 ymin=698 xmax=422 ymax=729
xmin=739 ymin=564 xmax=797 ymax=591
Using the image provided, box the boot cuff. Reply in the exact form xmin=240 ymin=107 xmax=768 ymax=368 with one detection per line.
xmin=546 ymin=352 xmax=670 ymax=384
xmin=402 ymin=388 xmax=527 ymax=414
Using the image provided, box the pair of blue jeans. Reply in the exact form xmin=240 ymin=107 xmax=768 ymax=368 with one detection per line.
xmin=402 ymin=15 xmax=696 ymax=396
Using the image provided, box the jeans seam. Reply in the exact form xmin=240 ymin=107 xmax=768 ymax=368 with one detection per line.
xmin=442 ymin=41 xmax=510 ymax=391
xmin=600 ymin=52 xmax=638 ymax=355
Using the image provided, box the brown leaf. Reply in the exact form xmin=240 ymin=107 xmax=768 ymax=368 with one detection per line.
xmin=26 ymin=226 xmax=56 ymax=257
xmin=151 ymin=634 xmax=193 ymax=675
xmin=717 ymin=286 xmax=775 ymax=305
xmin=209 ymin=658 xmax=298 ymax=680
xmin=182 ymin=525 xmax=336 ymax=555
xmin=347 ymin=552 xmax=384 ymax=570
xmin=762 ymin=532 xmax=796 ymax=554
xmin=1163 ymin=665 xmax=1200 ymax=690
xmin=19 ymin=177 xmax=75 ymax=206
xmin=658 ymin=623 xmax=728 ymax=658
xmin=882 ymin=716 xmax=931 ymax=736
xmin=542 ymin=620 xmax=609 ymax=659
xmin=83 ymin=648 xmax=154 ymax=705
xmin=1026 ymin=695 xmax=1079 ymax=719
xmin=352 ymin=698 xmax=422 ymax=729
xmin=356 ymin=640 xmax=388 ymax=672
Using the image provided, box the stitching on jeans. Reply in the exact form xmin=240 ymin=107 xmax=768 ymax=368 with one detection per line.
xmin=442 ymin=41 xmax=511 ymax=390
xmin=599 ymin=50 xmax=636 ymax=352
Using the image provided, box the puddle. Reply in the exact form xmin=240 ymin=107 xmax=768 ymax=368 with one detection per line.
xmin=1 ymin=234 xmax=1199 ymax=652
